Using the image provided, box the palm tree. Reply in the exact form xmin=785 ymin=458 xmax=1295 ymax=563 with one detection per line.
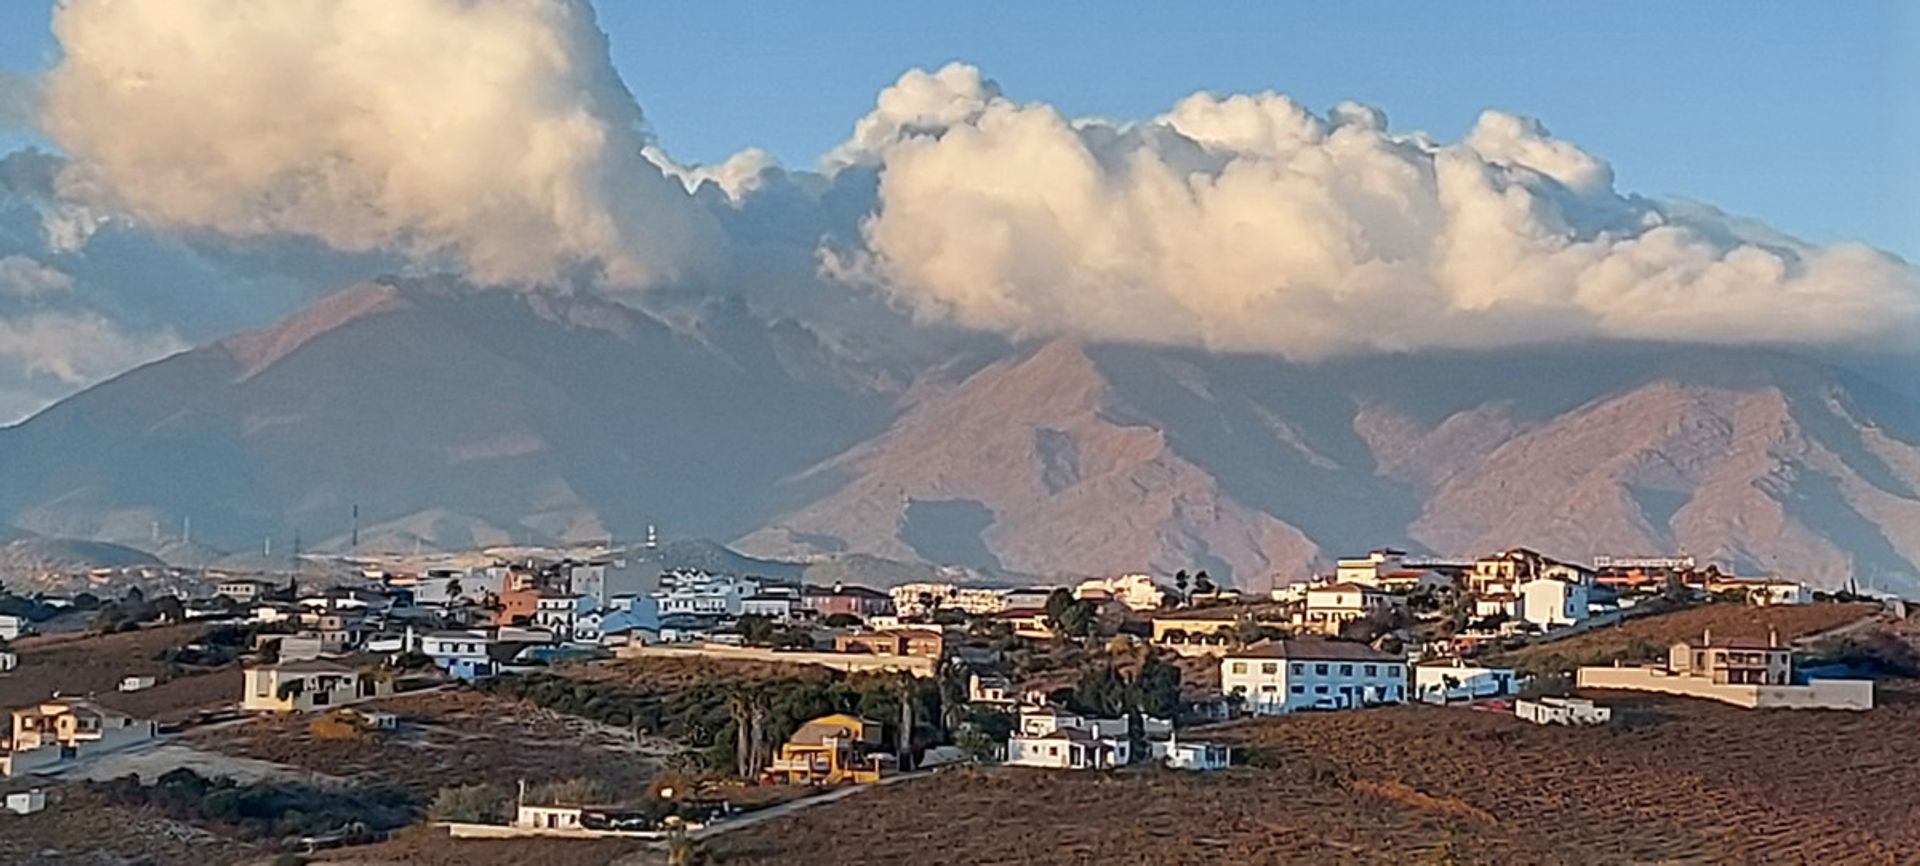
xmin=896 ymin=672 xmax=917 ymax=772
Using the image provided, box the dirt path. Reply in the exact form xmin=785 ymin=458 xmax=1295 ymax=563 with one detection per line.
xmin=1792 ymin=604 xmax=1893 ymax=645
xmin=598 ymin=771 xmax=936 ymax=866
xmin=48 ymin=739 xmax=346 ymax=786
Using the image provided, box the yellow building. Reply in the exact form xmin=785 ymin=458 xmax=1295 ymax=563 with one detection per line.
xmin=8 ymin=699 xmax=143 ymax=753
xmin=241 ymin=660 xmax=394 ymax=713
xmin=768 ymin=713 xmax=887 ymax=785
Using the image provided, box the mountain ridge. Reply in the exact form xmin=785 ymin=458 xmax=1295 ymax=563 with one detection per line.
xmin=0 ymin=278 xmax=1915 ymax=593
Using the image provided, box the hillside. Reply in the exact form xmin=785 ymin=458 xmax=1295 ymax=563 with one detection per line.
xmin=711 ymin=690 xmax=1920 ymax=864
xmin=745 ymin=340 xmax=1920 ymax=592
xmin=0 ymin=279 xmax=1917 ymax=591
xmin=0 ymin=276 xmax=896 ymax=556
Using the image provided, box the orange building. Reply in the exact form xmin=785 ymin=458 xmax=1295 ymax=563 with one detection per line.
xmin=767 ymin=713 xmax=888 ymax=784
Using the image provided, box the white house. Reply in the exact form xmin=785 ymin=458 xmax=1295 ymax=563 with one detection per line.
xmin=215 ymin=578 xmax=275 ymax=604
xmin=1073 ymin=574 xmax=1168 ymax=612
xmin=1295 ymin=583 xmax=1400 ymax=635
xmin=652 ymin=571 xmax=760 ymax=617
xmin=1151 ymin=734 xmax=1232 ymax=771
xmin=566 ymin=563 xmax=608 ymax=606
xmin=1710 ymin=578 xmax=1811 ymax=606
xmin=1515 ymin=696 xmax=1612 ymax=725
xmin=0 ymin=614 xmax=26 ymax=642
xmin=1413 ymin=661 xmax=1521 ymax=703
xmin=419 ymin=626 xmax=556 ymax=678
xmin=5 ymin=788 xmax=45 ymax=815
xmin=515 ymin=803 xmax=585 ymax=830
xmin=0 ymin=650 xmax=16 ymax=673
xmin=1222 ymin=639 xmax=1407 ymax=715
xmin=1006 ymin=726 xmax=1130 ymax=770
xmin=533 ymin=594 xmax=599 ymax=642
xmin=411 ymin=572 xmax=503 ymax=607
xmin=1336 ymin=549 xmax=1407 ymax=584
xmin=1016 ymin=705 xmax=1086 ymax=737
xmin=1520 ymin=578 xmax=1589 ymax=628
xmin=889 ymin=583 xmax=1009 ymax=617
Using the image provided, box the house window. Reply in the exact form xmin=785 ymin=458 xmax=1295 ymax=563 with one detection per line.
xmin=1340 ymin=686 xmax=1353 ymax=696
xmin=1289 ymin=685 xmax=1305 ymax=694
xmin=1314 ymin=685 xmax=1328 ymax=695
xmin=1261 ymin=663 xmax=1278 ymax=675
xmin=1048 ymin=746 xmax=1058 ymax=756
xmin=1290 ymin=663 xmax=1304 ymax=675
xmin=1365 ymin=664 xmax=1377 ymax=676
xmin=1340 ymin=664 xmax=1353 ymax=676
xmin=1261 ymin=685 xmax=1276 ymax=693
xmin=1231 ymin=662 xmax=1247 ymax=674
xmin=1315 ymin=664 xmax=1328 ymax=675
xmin=1390 ymin=666 xmax=1402 ymax=677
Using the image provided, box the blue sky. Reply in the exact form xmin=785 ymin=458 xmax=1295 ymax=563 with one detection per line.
xmin=2 ymin=1 xmax=1914 ymax=258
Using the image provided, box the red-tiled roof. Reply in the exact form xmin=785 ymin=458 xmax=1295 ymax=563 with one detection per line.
xmin=1311 ymin=582 xmax=1390 ymax=593
xmin=1227 ymin=638 xmax=1400 ymax=662
xmin=1688 ymin=637 xmax=1784 ymax=650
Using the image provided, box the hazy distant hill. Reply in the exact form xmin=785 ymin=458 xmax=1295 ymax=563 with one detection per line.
xmin=2 ymin=277 xmax=1917 ymax=593
xmin=740 ymin=340 xmax=1920 ymax=594
xmin=0 ymin=276 xmax=895 ymax=558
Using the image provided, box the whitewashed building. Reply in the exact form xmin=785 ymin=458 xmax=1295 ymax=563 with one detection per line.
xmin=1073 ymin=574 xmax=1169 ymax=612
xmin=1152 ymin=734 xmax=1232 ymax=771
xmin=890 ymin=583 xmax=1009 ymax=617
xmin=533 ymin=594 xmax=600 ymax=642
xmin=1295 ymin=583 xmax=1400 ymax=635
xmin=1413 ymin=661 xmax=1521 ymax=703
xmin=652 ymin=571 xmax=760 ymax=617
xmin=1222 ymin=639 xmax=1407 ymax=715
xmin=1007 ymin=727 xmax=1130 ymax=770
xmin=1520 ymin=578 xmax=1589 ymax=628
xmin=1515 ymin=696 xmax=1611 ymax=725
xmin=0 ymin=614 xmax=26 ymax=642
xmin=5 ymin=788 xmax=45 ymax=815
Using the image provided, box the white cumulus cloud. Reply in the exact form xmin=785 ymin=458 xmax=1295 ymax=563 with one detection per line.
xmin=0 ymin=311 xmax=183 ymax=386
xmin=0 ymin=255 xmax=74 ymax=298
xmin=41 ymin=0 xmax=717 ymax=289
xmin=831 ymin=65 xmax=1920 ymax=356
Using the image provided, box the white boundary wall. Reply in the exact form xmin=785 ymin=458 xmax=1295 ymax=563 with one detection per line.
xmin=1576 ymin=666 xmax=1873 ymax=710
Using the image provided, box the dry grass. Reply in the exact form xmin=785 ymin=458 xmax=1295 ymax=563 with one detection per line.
xmin=0 ymin=623 xmax=238 ymax=720
xmin=310 ymin=825 xmax=646 ymax=866
xmin=712 ymin=683 xmax=1920 ymax=865
xmin=0 ymin=783 xmax=271 ymax=866
xmin=188 ymin=689 xmax=664 ymax=799
xmin=552 ymin=655 xmax=834 ymax=691
xmin=1491 ymin=601 xmax=1877 ymax=674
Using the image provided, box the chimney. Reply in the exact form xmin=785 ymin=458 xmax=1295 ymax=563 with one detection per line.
xmin=1769 ymin=627 xmax=1778 ymax=648
xmin=1702 ymin=627 xmax=1711 ymax=647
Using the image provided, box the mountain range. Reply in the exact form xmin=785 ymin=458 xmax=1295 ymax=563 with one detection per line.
xmin=1 ymin=276 xmax=1916 ymax=594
